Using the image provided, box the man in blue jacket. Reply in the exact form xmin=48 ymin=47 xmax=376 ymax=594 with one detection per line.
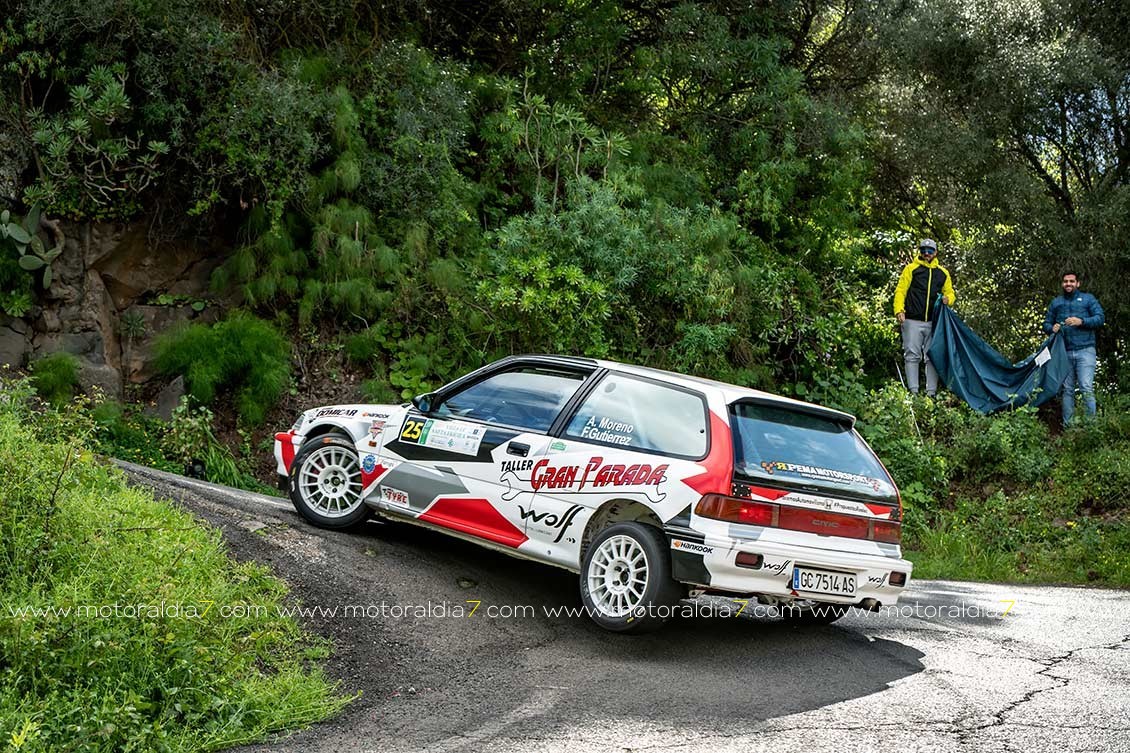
xmin=1044 ymin=271 xmax=1105 ymax=424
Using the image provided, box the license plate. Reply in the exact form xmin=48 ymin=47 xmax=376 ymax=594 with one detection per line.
xmin=792 ymin=566 xmax=856 ymax=597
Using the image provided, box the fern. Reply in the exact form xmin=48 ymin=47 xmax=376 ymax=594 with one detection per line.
xmin=154 ymin=312 xmax=291 ymax=425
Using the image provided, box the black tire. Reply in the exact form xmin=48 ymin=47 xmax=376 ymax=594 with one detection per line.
xmin=578 ymin=522 xmax=683 ymax=634
xmin=288 ymin=434 xmax=371 ymax=530
xmin=779 ymin=601 xmax=849 ymax=626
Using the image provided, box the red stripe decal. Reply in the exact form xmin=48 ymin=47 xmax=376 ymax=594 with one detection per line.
xmin=418 ymin=497 xmax=529 ymax=548
xmin=276 ymin=432 xmax=296 ymax=473
xmin=681 ymin=411 xmax=734 ymax=496
xmin=361 ymin=463 xmax=389 ymax=488
xmin=865 ymin=503 xmax=893 ymax=518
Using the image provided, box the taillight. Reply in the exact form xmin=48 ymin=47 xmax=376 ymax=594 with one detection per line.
xmin=695 ymin=493 xmax=901 ymax=544
xmin=695 ymin=494 xmax=777 ymax=526
xmin=871 ymin=520 xmax=902 ymax=544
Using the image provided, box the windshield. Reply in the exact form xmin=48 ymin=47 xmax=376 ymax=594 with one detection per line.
xmin=730 ymin=402 xmax=895 ymax=499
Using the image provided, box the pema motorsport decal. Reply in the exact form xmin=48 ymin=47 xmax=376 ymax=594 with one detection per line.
xmin=760 ymin=460 xmax=883 ymax=491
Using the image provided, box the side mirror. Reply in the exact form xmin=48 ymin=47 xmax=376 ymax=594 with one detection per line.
xmin=412 ymin=392 xmax=437 ymax=414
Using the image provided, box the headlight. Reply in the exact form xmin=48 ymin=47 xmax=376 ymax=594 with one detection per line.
xmin=291 ymin=411 xmax=307 ymax=433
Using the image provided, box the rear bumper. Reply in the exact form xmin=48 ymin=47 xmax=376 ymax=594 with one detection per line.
xmin=670 ymin=530 xmax=913 ymax=607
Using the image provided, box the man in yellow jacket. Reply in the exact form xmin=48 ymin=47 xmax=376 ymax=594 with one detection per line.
xmin=893 ymin=239 xmax=957 ymax=397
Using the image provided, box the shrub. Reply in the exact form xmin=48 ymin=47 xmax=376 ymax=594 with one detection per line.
xmin=154 ymin=312 xmax=291 ymax=425
xmin=193 ymin=64 xmax=327 ymax=220
xmin=23 ymin=65 xmax=168 ymax=220
xmin=28 ymin=351 xmax=80 ymax=407
xmin=1051 ymin=392 xmax=1130 ymax=514
xmin=0 ymin=208 xmax=35 ymax=318
xmin=908 ymin=404 xmax=1056 ymax=488
xmin=345 ymin=321 xmax=459 ymax=400
xmin=357 ymin=42 xmax=479 ymax=250
xmin=163 ymin=400 xmax=272 ymax=492
xmin=89 ymin=400 xmax=178 ymax=472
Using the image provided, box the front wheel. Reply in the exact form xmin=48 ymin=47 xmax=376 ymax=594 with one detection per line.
xmin=578 ymin=522 xmax=683 ymax=634
xmin=288 ymin=435 xmax=370 ymax=530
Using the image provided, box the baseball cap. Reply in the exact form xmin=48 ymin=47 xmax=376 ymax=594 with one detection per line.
xmin=919 ymin=238 xmax=938 ymax=254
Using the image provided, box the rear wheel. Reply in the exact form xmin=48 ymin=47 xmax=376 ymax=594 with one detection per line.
xmin=579 ymin=522 xmax=683 ymax=634
xmin=288 ymin=435 xmax=370 ymax=530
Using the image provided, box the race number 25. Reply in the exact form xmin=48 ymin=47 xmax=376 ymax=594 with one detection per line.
xmin=400 ymin=417 xmax=427 ymax=442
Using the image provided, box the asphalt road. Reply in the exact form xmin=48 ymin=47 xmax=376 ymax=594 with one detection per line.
xmin=117 ymin=461 xmax=1130 ymax=753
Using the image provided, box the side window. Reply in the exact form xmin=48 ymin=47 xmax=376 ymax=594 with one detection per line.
xmin=434 ymin=367 xmax=588 ymax=433
xmin=565 ymin=373 xmax=708 ymax=458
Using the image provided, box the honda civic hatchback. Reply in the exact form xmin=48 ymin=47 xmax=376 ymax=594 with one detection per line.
xmin=274 ymin=355 xmax=911 ymax=633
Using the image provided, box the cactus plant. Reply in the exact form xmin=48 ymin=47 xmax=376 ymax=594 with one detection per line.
xmin=0 ymin=206 xmax=64 ymax=288
xmin=18 ymin=241 xmax=63 ymax=289
xmin=0 ymin=209 xmax=33 ymax=254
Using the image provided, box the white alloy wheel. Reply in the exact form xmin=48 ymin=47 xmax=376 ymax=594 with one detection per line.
xmin=578 ymin=522 xmax=683 ymax=633
xmin=298 ymin=444 xmax=363 ymax=518
xmin=586 ymin=534 xmax=651 ymax=617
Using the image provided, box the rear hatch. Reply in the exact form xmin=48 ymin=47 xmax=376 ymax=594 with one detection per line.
xmin=696 ymin=399 xmax=901 ymax=555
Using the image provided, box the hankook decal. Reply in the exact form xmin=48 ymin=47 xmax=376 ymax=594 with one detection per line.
xmin=671 ymin=539 xmax=714 ymax=556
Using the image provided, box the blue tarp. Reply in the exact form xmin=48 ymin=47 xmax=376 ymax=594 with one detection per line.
xmin=927 ymin=304 xmax=1070 ymax=414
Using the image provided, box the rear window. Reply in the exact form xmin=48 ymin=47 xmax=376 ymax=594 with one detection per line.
xmin=730 ymin=402 xmax=894 ymax=497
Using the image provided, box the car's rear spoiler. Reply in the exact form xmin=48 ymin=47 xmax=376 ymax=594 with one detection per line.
xmin=728 ymin=396 xmax=856 ymax=428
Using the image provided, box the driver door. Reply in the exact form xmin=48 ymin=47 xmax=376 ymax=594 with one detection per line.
xmin=376 ymin=363 xmax=594 ymax=550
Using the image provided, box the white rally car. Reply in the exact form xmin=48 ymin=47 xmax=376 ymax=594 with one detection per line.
xmin=275 ymin=355 xmax=911 ymax=632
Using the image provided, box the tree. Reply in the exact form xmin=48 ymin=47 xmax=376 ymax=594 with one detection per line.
xmin=874 ymin=0 xmax=1130 ymax=385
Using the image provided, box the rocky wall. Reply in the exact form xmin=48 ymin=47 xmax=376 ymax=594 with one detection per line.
xmin=2 ymin=221 xmax=226 ymax=400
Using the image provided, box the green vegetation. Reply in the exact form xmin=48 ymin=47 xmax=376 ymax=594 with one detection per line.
xmin=847 ymin=388 xmax=1130 ymax=585
xmin=4 ymin=1 xmax=1126 ymax=388
xmin=88 ymin=400 xmax=178 ymax=472
xmin=28 ymin=352 xmax=80 ymax=407
xmin=24 ymin=64 xmax=169 ymax=221
xmin=153 ymin=312 xmax=291 ymax=426
xmin=162 ymin=400 xmax=276 ymax=494
xmin=88 ymin=399 xmax=278 ymax=496
xmin=1 ymin=209 xmax=37 ymax=316
xmin=0 ymin=377 xmax=351 ymax=751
